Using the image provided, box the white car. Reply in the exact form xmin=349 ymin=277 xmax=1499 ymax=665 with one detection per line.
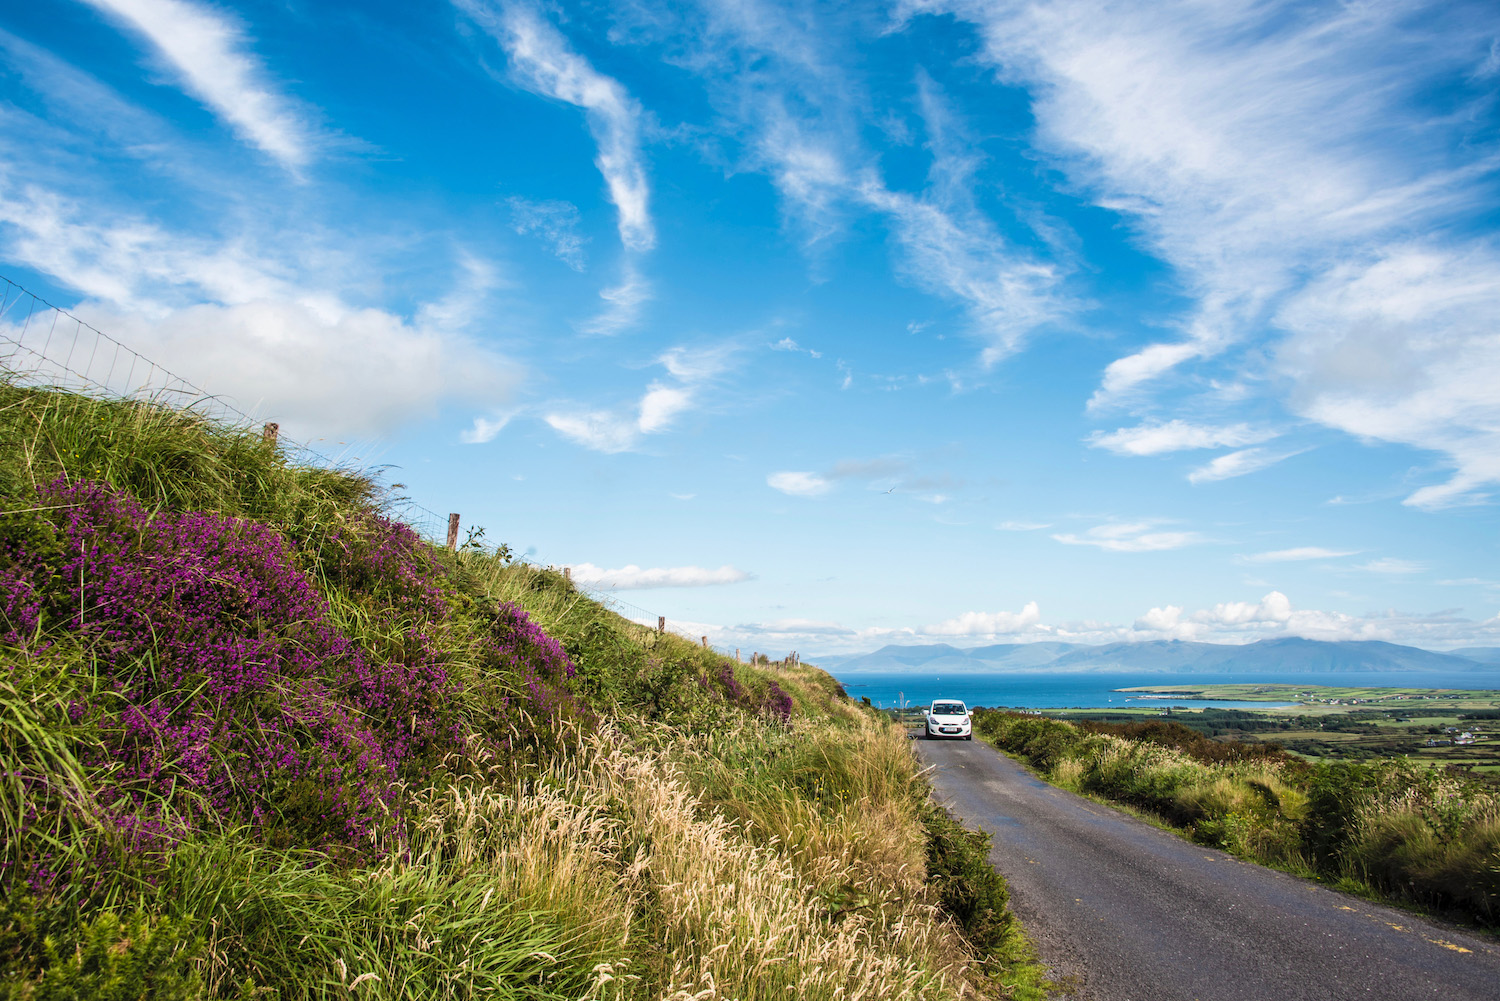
xmin=925 ymin=700 xmax=973 ymax=740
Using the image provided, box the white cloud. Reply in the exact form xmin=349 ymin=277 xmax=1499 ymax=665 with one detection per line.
xmin=1089 ymin=419 xmax=1277 ymax=456
xmin=997 ymin=520 xmax=1050 ymax=531
xmin=1052 ymin=521 xmax=1201 ymax=552
xmin=544 ymin=410 xmax=639 ymax=453
xmin=567 ymin=562 xmax=752 ymax=589
xmin=1199 ymin=591 xmax=1294 ymax=627
xmin=81 ymin=0 xmax=320 ymax=169
xmin=857 ymin=178 xmax=1067 ymax=366
xmin=767 ymin=470 xmax=831 ymax=497
xmin=697 ymin=595 xmax=1500 ymax=656
xmin=1241 ymin=547 xmax=1359 ymax=563
xmin=507 ymin=197 xmax=588 ymax=270
xmin=910 ymin=0 xmax=1500 ymax=502
xmin=1187 ymin=446 xmax=1303 ymax=484
xmin=70 ymin=298 xmax=514 ymax=440
xmin=460 ymin=411 xmax=516 ymax=444
xmin=921 ymin=601 xmax=1043 ymax=637
xmin=544 ymin=343 xmax=734 ymax=452
xmin=770 ymin=336 xmax=822 ymax=358
xmin=0 ymin=184 xmax=514 ymax=440
xmin=1134 ymin=604 xmax=1182 ymax=632
xmin=637 ymin=383 xmax=692 ymax=434
xmin=577 ymin=267 xmax=651 ymax=335
xmin=461 ymin=0 xmax=654 ymax=251
xmin=1276 ymin=245 xmax=1500 ymax=508
xmin=1356 ymin=558 xmax=1427 ymax=576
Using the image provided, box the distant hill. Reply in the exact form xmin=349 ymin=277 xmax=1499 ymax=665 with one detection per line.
xmin=1450 ymin=647 xmax=1500 ymax=665
xmin=818 ymin=637 xmax=1495 ymax=674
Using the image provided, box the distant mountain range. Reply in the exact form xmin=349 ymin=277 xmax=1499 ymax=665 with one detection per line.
xmin=814 ymin=639 xmax=1500 ymax=675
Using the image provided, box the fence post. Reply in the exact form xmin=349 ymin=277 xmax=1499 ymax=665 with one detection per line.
xmin=657 ymin=616 xmax=665 ymax=633
xmin=735 ymin=648 xmax=740 ymax=663
xmin=262 ymin=422 xmax=279 ymax=446
xmin=563 ymin=567 xmax=571 ymax=583
xmin=701 ymin=636 xmax=708 ymax=648
xmin=446 ymin=513 xmax=460 ymax=550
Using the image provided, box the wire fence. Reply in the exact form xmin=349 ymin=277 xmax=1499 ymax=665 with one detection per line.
xmin=0 ymin=274 xmax=741 ymax=658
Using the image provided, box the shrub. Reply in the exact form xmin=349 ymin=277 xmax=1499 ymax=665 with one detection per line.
xmin=0 ymin=898 xmax=203 ymax=1001
xmin=921 ymin=805 xmax=1014 ymax=962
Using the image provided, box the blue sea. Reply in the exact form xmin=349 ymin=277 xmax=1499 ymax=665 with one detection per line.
xmin=832 ymin=670 xmax=1500 ymax=711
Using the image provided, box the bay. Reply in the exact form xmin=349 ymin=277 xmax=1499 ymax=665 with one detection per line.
xmin=831 ymin=669 xmax=1500 ymax=711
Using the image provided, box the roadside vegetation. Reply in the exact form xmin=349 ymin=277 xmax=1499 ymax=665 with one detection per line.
xmin=0 ymin=379 xmax=1044 ymax=1000
xmin=973 ymin=710 xmax=1500 ymax=927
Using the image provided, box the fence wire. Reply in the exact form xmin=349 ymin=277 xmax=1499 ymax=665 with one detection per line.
xmin=0 ymin=274 xmax=731 ymax=657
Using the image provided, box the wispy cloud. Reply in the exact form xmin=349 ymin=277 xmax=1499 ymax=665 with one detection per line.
xmin=577 ymin=265 xmax=651 ymax=335
xmin=507 ymin=196 xmax=588 ymax=270
xmin=1089 ymin=420 xmax=1277 ymax=456
xmin=545 ymin=343 xmax=734 ymax=452
xmin=460 ymin=411 xmax=517 ymax=445
xmin=914 ymin=0 xmax=1500 ymax=502
xmin=1188 ymin=447 xmax=1304 ymax=484
xmin=461 ymin=0 xmax=654 ymax=251
xmin=1241 ymin=547 xmax=1360 ymax=563
xmin=1355 ymin=558 xmax=1427 ymax=575
xmin=1052 ymin=521 xmax=1202 ymax=552
xmin=858 ymin=179 xmax=1067 ymax=366
xmin=568 ymin=562 xmax=752 ymax=589
xmin=767 ymin=470 xmax=832 ymax=497
xmin=770 ymin=336 xmax=821 ymax=358
xmin=997 ymin=520 xmax=1050 ymax=531
xmin=1277 ymin=245 xmax=1500 ymax=508
xmin=81 ymin=0 xmax=322 ymax=170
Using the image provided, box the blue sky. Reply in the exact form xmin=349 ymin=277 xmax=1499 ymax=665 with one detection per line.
xmin=2 ymin=0 xmax=1498 ymax=656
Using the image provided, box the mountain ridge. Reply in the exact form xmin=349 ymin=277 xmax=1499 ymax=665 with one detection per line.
xmin=817 ymin=637 xmax=1497 ymax=674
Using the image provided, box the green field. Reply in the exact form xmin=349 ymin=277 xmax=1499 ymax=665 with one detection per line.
xmin=1041 ymin=684 xmax=1500 ymax=774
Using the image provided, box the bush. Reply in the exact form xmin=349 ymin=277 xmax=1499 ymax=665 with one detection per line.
xmin=921 ymin=805 xmax=1014 ymax=962
xmin=0 ymin=898 xmax=202 ymax=1001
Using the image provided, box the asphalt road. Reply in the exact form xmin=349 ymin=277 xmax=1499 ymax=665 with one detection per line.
xmin=916 ymin=736 xmax=1500 ymax=1001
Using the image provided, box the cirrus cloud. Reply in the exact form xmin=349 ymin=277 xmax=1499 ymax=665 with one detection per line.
xmin=1052 ymin=521 xmax=1202 ymax=552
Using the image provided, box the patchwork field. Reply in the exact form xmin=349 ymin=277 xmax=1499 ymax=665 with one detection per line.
xmin=1045 ymin=684 xmax=1500 ymax=774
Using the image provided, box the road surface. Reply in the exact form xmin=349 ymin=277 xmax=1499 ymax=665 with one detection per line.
xmin=917 ymin=737 xmax=1500 ymax=1001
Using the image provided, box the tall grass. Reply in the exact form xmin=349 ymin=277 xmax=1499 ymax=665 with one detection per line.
xmin=1 ymin=378 xmax=1045 ymax=998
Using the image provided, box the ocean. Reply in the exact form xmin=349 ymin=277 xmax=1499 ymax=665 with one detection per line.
xmin=831 ymin=670 xmax=1500 ymax=711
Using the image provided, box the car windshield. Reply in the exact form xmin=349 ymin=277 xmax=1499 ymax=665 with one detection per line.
xmin=931 ymin=703 xmax=965 ymax=716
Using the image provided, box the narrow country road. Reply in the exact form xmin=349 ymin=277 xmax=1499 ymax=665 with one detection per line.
xmin=917 ymin=738 xmax=1500 ymax=1001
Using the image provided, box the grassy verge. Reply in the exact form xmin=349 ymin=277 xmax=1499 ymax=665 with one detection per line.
xmin=0 ymin=380 xmax=1046 ymax=999
xmin=974 ymin=710 xmax=1500 ymax=928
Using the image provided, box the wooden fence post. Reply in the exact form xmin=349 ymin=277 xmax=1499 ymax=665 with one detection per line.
xmin=657 ymin=616 xmax=665 ymax=633
xmin=563 ymin=567 xmax=571 ymax=583
xmin=735 ymin=648 xmax=740 ymax=663
xmin=446 ymin=513 xmax=460 ymax=550
xmin=701 ymin=636 xmax=708 ymax=648
xmin=262 ymin=422 xmax=279 ymax=446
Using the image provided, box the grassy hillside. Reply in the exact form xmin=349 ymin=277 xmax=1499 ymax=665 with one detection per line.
xmin=974 ymin=710 xmax=1500 ymax=927
xmin=0 ymin=381 xmax=1043 ymax=1000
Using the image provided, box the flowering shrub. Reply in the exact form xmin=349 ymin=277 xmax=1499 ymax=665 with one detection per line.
xmin=763 ymin=681 xmax=794 ymax=724
xmin=470 ymin=601 xmax=588 ymax=761
xmin=1 ymin=479 xmax=458 ymax=851
xmin=715 ymin=663 xmax=745 ymax=703
xmin=314 ymin=511 xmax=448 ymax=620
